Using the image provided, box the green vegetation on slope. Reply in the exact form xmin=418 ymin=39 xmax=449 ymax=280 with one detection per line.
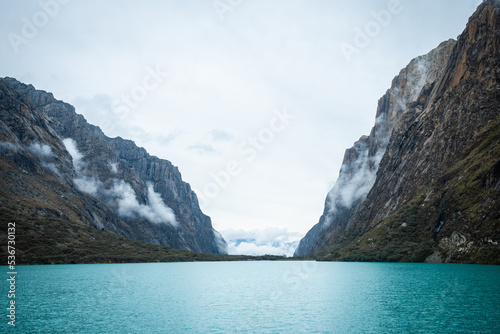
xmin=0 ymin=203 xmax=286 ymax=264
xmin=0 ymin=150 xmax=289 ymax=264
xmin=315 ymin=119 xmax=500 ymax=265
xmin=315 ymin=194 xmax=435 ymax=263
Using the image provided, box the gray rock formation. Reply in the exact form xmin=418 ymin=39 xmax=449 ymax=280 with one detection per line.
xmin=295 ymin=39 xmax=456 ymax=256
xmin=0 ymin=78 xmax=227 ymax=254
xmin=296 ymin=0 xmax=500 ymax=264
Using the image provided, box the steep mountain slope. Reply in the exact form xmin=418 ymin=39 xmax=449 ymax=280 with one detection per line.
xmin=296 ymin=0 xmax=500 ymax=264
xmin=0 ymin=77 xmax=227 ymax=259
xmin=295 ymin=39 xmax=456 ymax=256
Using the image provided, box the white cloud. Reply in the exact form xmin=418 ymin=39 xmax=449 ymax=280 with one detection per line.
xmin=110 ymin=162 xmax=118 ymax=173
xmin=73 ymin=177 xmax=100 ymax=195
xmin=63 ymin=138 xmax=99 ymax=195
xmin=102 ymin=180 xmax=178 ymax=226
xmin=62 ymin=138 xmax=83 ymax=172
xmin=27 ymin=142 xmax=53 ymax=159
xmin=229 ymin=242 xmax=296 ymax=257
xmin=145 ymin=184 xmax=178 ymax=226
xmin=43 ymin=162 xmax=60 ymax=175
xmin=63 ymin=138 xmax=177 ymax=226
xmin=27 ymin=142 xmax=60 ymax=175
xmin=326 ymin=143 xmax=386 ymax=215
xmin=323 ymin=55 xmax=432 ymax=226
xmin=213 ymin=230 xmax=228 ymax=254
xmin=222 ymin=227 xmax=301 ymax=257
xmin=0 ymin=141 xmax=20 ymax=152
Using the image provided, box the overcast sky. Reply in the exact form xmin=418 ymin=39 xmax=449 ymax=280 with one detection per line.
xmin=1 ymin=0 xmax=480 ymax=256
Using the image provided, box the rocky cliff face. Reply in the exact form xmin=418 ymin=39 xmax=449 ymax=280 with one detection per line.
xmin=296 ymin=0 xmax=500 ymax=264
xmin=0 ymin=78 xmax=227 ymax=255
xmin=295 ymin=39 xmax=456 ymax=256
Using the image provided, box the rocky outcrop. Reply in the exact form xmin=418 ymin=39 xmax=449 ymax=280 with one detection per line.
xmin=0 ymin=78 xmax=227 ymax=255
xmin=296 ymin=0 xmax=500 ymax=264
xmin=295 ymin=39 xmax=456 ymax=256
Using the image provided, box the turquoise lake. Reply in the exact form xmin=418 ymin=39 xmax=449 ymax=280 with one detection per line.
xmin=2 ymin=261 xmax=500 ymax=333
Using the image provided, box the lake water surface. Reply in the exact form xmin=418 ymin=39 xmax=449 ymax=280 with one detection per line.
xmin=3 ymin=261 xmax=500 ymax=333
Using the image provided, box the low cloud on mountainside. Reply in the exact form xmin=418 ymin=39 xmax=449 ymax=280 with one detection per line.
xmin=27 ymin=142 xmax=60 ymax=175
xmin=63 ymin=138 xmax=178 ymax=226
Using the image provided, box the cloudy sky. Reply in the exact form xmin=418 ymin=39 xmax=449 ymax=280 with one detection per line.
xmin=1 ymin=0 xmax=480 ymax=256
